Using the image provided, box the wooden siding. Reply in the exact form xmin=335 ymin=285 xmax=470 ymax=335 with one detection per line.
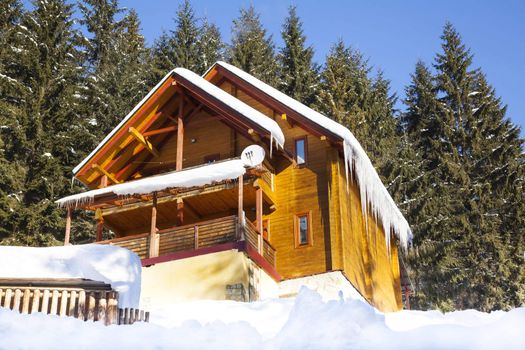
xmin=219 ymin=79 xmax=402 ymax=311
xmin=332 ymin=154 xmax=402 ymax=312
xmin=220 ymin=81 xmax=333 ymax=279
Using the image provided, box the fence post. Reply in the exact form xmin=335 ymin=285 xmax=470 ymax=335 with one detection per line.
xmin=50 ymin=290 xmax=59 ymax=315
xmin=107 ymin=291 xmax=118 ymax=325
xmin=59 ymin=290 xmax=68 ymax=316
xmin=87 ymin=292 xmax=96 ymax=321
xmin=78 ymin=290 xmax=86 ymax=321
xmin=31 ymin=289 xmax=41 ymax=314
xmin=13 ymin=289 xmax=22 ymax=312
xmin=118 ymin=308 xmax=124 ymax=325
xmin=69 ymin=290 xmax=77 ymax=317
xmin=41 ymin=289 xmax=50 ymax=314
xmin=22 ymin=289 xmax=31 ymax=314
xmin=98 ymin=292 xmax=107 ymax=324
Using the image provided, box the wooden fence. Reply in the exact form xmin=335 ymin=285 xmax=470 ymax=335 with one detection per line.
xmin=0 ymin=279 xmax=149 ymax=326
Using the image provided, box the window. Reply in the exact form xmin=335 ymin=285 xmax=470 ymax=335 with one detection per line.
xmin=204 ymin=153 xmax=220 ymax=164
xmin=294 ymin=212 xmax=311 ymax=247
xmin=294 ymin=137 xmax=307 ymax=166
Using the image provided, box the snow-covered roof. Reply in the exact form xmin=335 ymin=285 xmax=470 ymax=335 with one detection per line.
xmin=73 ymin=68 xmax=285 ymax=175
xmin=173 ymin=68 xmax=285 ymax=153
xmin=213 ymin=61 xmax=412 ymax=249
xmin=0 ymin=244 xmax=141 ymax=308
xmin=59 ymin=159 xmax=247 ymax=208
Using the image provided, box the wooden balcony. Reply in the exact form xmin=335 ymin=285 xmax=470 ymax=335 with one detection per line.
xmin=97 ymin=215 xmax=276 ymax=268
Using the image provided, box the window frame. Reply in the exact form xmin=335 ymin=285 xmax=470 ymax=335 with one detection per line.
xmin=294 ymin=211 xmax=312 ymax=248
xmin=293 ymin=136 xmax=308 ymax=167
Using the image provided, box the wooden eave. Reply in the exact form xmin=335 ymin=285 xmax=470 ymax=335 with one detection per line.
xmin=75 ymin=75 xmax=178 ymax=184
xmin=74 ymin=71 xmax=283 ymax=189
xmin=205 ymin=64 xmax=345 ymax=148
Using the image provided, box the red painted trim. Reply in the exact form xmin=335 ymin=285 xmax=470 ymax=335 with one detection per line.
xmin=141 ymin=241 xmax=245 ymax=266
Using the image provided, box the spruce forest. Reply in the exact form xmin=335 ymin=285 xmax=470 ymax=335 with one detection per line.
xmin=1 ymin=0 xmax=524 ymax=312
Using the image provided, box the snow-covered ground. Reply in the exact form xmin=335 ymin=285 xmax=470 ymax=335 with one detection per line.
xmin=1 ymin=288 xmax=524 ymax=350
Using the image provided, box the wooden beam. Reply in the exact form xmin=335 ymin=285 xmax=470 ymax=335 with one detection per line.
xmin=128 ymin=127 xmax=160 ymax=158
xmin=176 ymin=97 xmax=184 ymax=171
xmin=142 ymin=125 xmax=178 ymax=137
xmin=92 ymin=164 xmax=120 ymax=185
xmin=64 ymin=207 xmax=71 ymax=246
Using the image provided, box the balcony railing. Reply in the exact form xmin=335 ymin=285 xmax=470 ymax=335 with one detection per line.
xmin=97 ymin=215 xmax=276 ymax=268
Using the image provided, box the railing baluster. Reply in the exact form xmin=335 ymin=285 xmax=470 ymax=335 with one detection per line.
xmin=194 ymin=225 xmax=199 ymax=250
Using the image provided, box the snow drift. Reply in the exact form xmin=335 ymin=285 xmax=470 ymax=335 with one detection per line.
xmin=0 ymin=244 xmax=141 ymax=308
xmin=1 ymin=288 xmax=524 ymax=349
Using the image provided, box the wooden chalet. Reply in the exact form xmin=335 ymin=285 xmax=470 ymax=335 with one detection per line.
xmin=57 ymin=62 xmax=411 ymax=312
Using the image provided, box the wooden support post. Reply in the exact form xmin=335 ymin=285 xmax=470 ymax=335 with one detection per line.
xmin=149 ymin=193 xmax=159 ymax=258
xmin=256 ymin=187 xmax=263 ymax=234
xmin=238 ymin=176 xmax=244 ymax=222
xmin=64 ymin=207 xmax=71 ymax=245
xmin=95 ymin=208 xmax=104 ymax=242
xmin=256 ymin=186 xmax=263 ymax=254
xmin=176 ymin=97 xmax=184 ymax=171
xmin=100 ymin=175 xmax=108 ymax=188
xmin=237 ymin=175 xmax=244 ymax=240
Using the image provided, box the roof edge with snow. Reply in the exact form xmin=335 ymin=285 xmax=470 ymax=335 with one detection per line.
xmin=210 ymin=61 xmax=412 ymax=249
xmin=59 ymin=159 xmax=247 ymax=208
xmin=73 ymin=68 xmax=285 ymax=177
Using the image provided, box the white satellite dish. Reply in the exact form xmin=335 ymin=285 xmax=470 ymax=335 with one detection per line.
xmin=241 ymin=145 xmax=265 ymax=167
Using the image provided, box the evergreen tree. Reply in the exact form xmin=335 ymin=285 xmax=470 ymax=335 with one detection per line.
xmin=0 ymin=0 xmax=27 ymax=241
xmin=402 ymin=23 xmax=525 ymax=311
xmin=317 ymin=40 xmax=400 ymax=179
xmin=0 ymin=0 xmax=88 ymax=246
xmin=228 ymin=5 xmax=279 ymax=86
xmin=169 ymin=0 xmax=200 ymax=71
xmin=79 ymin=0 xmax=150 ymax=138
xmin=278 ymin=6 xmax=319 ymax=105
xmin=196 ymin=17 xmax=223 ymax=74
xmin=151 ymin=0 xmax=223 ymax=79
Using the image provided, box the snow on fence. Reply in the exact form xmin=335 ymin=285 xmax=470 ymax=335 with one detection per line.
xmin=0 ymin=279 xmax=148 ymax=326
